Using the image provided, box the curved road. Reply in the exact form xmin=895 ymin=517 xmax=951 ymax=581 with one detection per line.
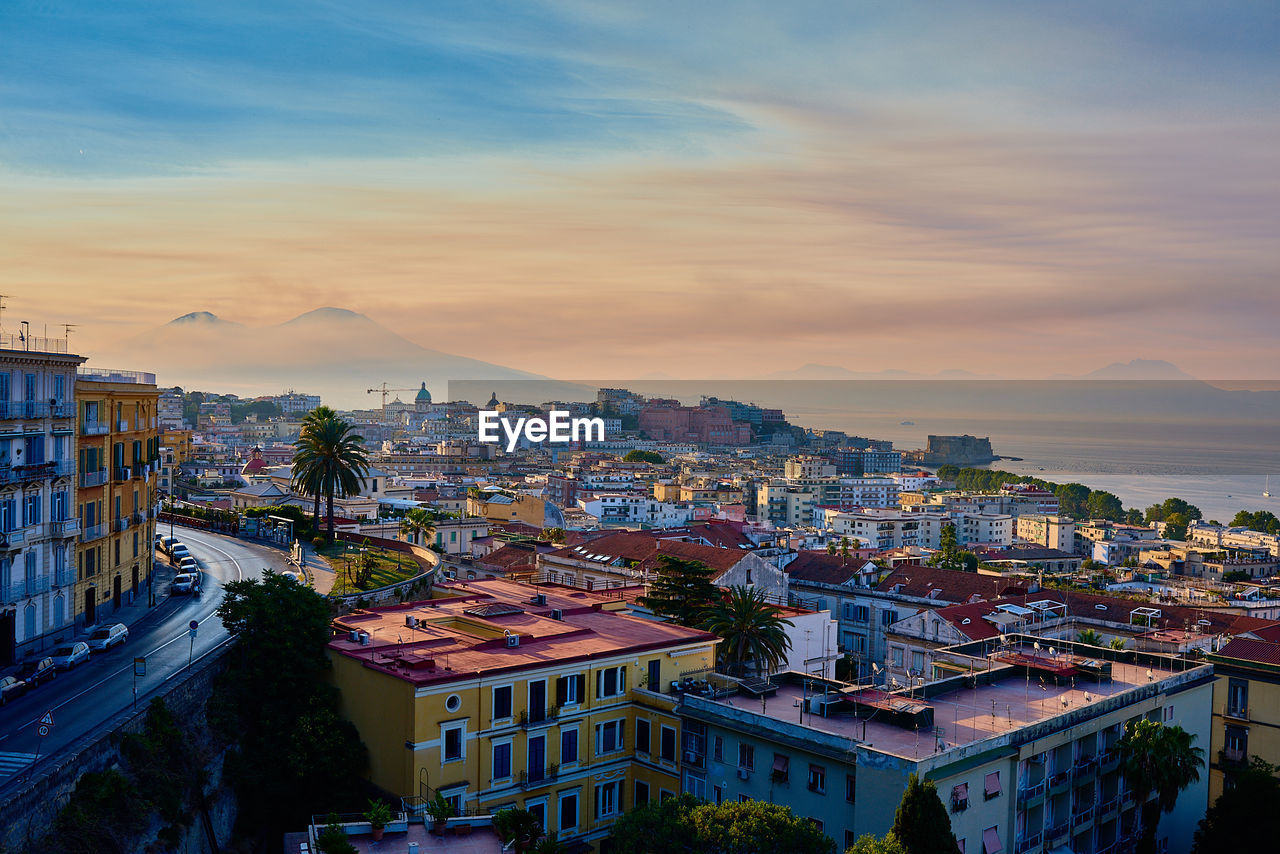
xmin=0 ymin=529 xmax=290 ymax=785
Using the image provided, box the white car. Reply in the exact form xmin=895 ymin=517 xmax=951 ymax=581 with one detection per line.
xmin=178 ymin=556 xmax=199 ymax=573
xmin=170 ymin=544 xmax=190 ymax=560
xmin=50 ymin=641 xmax=91 ymax=670
xmin=87 ymin=623 xmax=129 ymax=651
xmin=171 ymin=573 xmax=198 ymax=594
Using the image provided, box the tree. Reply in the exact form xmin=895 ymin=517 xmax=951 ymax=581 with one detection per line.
xmin=1146 ymin=497 xmax=1203 ymax=523
xmin=292 ymin=408 xmax=370 ymax=541
xmin=891 ymin=774 xmax=960 ymax=854
xmin=1085 ymin=490 xmax=1125 ymax=521
xmin=1076 ymin=629 xmax=1104 ymax=646
xmin=1162 ymin=512 xmax=1190 ymax=541
xmin=292 ymin=405 xmax=338 ymax=529
xmin=606 ymin=793 xmax=835 ymax=854
xmin=703 ymin=586 xmax=792 ymax=677
xmin=1230 ymin=511 xmax=1280 ymax=535
xmin=399 ymin=507 xmax=437 ymax=547
xmin=542 ymin=527 xmax=566 ymax=544
xmin=210 ymin=572 xmax=368 ymax=843
xmin=494 ymin=807 xmax=545 ymax=853
xmin=1192 ymin=758 xmax=1280 ymax=854
xmin=847 ymin=832 xmax=909 ymax=854
xmin=1109 ymin=637 xmax=1127 ymax=651
xmin=638 ymin=555 xmax=721 ymax=628
xmin=1118 ymin=720 xmax=1204 ymax=854
xmin=623 ymin=449 xmax=665 ymax=464
xmin=1053 ymin=482 xmax=1091 ymax=518
xmin=935 ymin=464 xmax=959 ymax=481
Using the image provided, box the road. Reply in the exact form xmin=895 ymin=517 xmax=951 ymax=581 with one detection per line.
xmin=0 ymin=528 xmax=290 ymax=786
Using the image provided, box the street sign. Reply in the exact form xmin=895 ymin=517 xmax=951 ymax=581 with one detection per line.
xmin=134 ymin=657 xmax=146 ymax=677
xmin=37 ymin=725 xmax=49 ymax=737
xmin=36 ymin=711 xmax=54 ymax=738
xmin=38 ymin=711 xmax=54 ymax=727
xmin=189 ymin=619 xmax=199 ymax=630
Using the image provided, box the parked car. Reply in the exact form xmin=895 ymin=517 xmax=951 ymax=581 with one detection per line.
xmin=159 ymin=535 xmax=178 ymax=552
xmin=50 ymin=642 xmax=91 ymax=671
xmin=87 ymin=623 xmax=129 ymax=651
xmin=18 ymin=657 xmax=58 ymax=686
xmin=0 ymin=674 xmax=29 ymax=705
xmin=178 ymin=556 xmax=199 ymax=573
xmin=169 ymin=543 xmax=191 ymax=561
xmin=171 ymin=573 xmax=197 ymax=594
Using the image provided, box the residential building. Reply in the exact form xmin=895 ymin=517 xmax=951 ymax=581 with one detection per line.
xmin=1016 ymin=514 xmax=1076 ymax=553
xmin=1205 ymin=634 xmax=1280 ymax=804
xmin=821 ymin=508 xmax=944 ymax=550
xmin=422 ymin=517 xmax=491 ymax=556
xmin=0 ymin=337 xmax=84 ymax=663
xmin=576 ymin=494 xmax=693 ymax=528
xmin=327 ymin=579 xmax=719 ymax=849
xmin=678 ymin=646 xmax=1212 ymax=854
xmin=74 ymin=368 xmax=160 ymax=627
xmin=468 ymin=490 xmax=563 ymax=529
xmin=953 ymin=512 xmax=1014 ymax=548
xmin=785 ymin=456 xmax=836 ymax=479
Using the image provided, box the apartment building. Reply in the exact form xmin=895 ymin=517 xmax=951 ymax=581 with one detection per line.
xmin=328 ymin=579 xmax=719 ymax=849
xmin=576 ymin=494 xmax=693 ymax=528
xmin=1205 ymin=635 xmax=1280 ymax=804
xmin=0 ymin=338 xmax=85 ymax=663
xmin=758 ymin=478 xmax=901 ymax=527
xmin=1016 ymin=514 xmax=1076 ymax=553
xmin=678 ymin=644 xmax=1212 ymax=854
xmin=953 ymin=512 xmax=1014 ymax=547
xmin=1187 ymin=521 xmax=1280 ymax=559
xmin=74 ymin=369 xmax=160 ymax=627
xmin=821 ymin=508 xmax=944 ymax=550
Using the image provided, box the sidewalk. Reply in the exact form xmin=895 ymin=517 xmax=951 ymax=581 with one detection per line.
xmin=237 ymin=535 xmax=337 ymax=595
xmin=78 ymin=552 xmax=183 ymax=637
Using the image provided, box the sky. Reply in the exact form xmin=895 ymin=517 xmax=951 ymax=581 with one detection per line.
xmin=2 ymin=1 xmax=1278 ymax=381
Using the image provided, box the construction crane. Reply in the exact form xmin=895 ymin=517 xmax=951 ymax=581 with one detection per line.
xmin=366 ymin=383 xmax=418 ymax=412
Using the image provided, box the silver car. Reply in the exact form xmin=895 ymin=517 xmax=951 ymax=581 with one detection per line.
xmin=50 ymin=641 xmax=91 ymax=670
xmin=87 ymin=623 xmax=129 ymax=651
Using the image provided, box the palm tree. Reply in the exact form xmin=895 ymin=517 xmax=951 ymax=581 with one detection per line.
xmin=1119 ymin=719 xmax=1204 ymax=854
xmin=292 ymin=411 xmax=370 ymax=542
xmin=1109 ymin=637 xmax=1127 ymax=651
xmin=1076 ymin=629 xmax=1104 ymax=646
xmin=291 ymin=406 xmax=338 ymax=530
xmin=399 ymin=507 xmax=436 ymax=548
xmin=703 ymin=586 xmax=792 ymax=677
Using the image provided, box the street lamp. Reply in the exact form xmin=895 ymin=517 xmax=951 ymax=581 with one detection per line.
xmin=147 ymin=486 xmax=168 ymax=607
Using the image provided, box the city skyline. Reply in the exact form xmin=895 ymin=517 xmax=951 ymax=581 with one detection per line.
xmin=4 ymin=2 xmax=1279 ymax=380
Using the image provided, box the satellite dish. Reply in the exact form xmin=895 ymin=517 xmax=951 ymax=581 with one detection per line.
xmin=1033 ymin=641 xmax=1041 ymax=651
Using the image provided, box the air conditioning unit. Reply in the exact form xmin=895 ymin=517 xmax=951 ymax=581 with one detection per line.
xmin=550 ymin=609 xmax=564 ymax=621
xmin=358 ymin=632 xmax=370 ymax=646
xmin=737 ymin=768 xmax=750 ymax=780
xmin=405 ymin=615 xmax=417 ymax=628
xmin=685 ymin=751 xmax=699 ymax=763
xmin=505 ymin=634 xmax=520 ymax=648
xmin=533 ymin=593 xmax=547 ymax=606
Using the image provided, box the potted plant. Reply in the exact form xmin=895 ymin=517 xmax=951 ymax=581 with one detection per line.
xmin=364 ymin=799 xmax=393 ymax=841
xmin=494 ymin=807 xmax=544 ymax=853
xmin=425 ymin=792 xmax=456 ymax=834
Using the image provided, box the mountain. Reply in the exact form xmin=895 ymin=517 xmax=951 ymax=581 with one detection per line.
xmin=97 ymin=308 xmax=543 ymax=407
xmin=765 ymin=364 xmax=996 ymax=380
xmin=1080 ymin=359 xmax=1197 ymax=381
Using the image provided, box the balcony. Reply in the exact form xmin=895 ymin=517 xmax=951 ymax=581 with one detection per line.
xmin=112 ymin=466 xmax=131 ymax=482
xmin=1098 ymin=749 xmax=1120 ymax=772
xmin=53 ymin=569 xmax=74 ymax=588
xmin=0 ymin=401 xmax=51 ymax=420
xmin=81 ymin=468 xmax=108 ymax=488
xmin=517 ymin=765 xmax=559 ymax=789
xmin=80 ymin=523 xmax=107 ymax=543
xmin=4 ymin=576 xmax=51 ymax=601
xmin=131 ymin=512 xmax=145 ymax=527
xmin=82 ymin=421 xmax=109 ymax=436
xmin=1072 ymin=806 xmax=1095 ymax=827
xmin=1048 ymin=771 xmax=1071 ymax=793
xmin=117 ymin=419 xmax=130 ymax=432
xmin=1 ymin=462 xmax=62 ymax=485
xmin=519 ymin=707 xmax=560 ymax=728
xmin=1098 ymin=796 xmax=1121 ymax=819
xmin=1015 ymin=833 xmax=1042 ymax=854
xmin=52 ymin=518 xmax=79 ymax=537
xmin=1017 ymin=780 xmax=1046 ymax=806
xmin=1046 ymin=821 xmax=1070 ymax=842
xmin=112 ymin=516 xmax=128 ymax=532
xmin=51 ymin=401 xmax=74 ymax=418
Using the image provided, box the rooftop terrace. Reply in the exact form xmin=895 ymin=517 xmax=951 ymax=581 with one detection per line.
xmin=689 ymin=640 xmax=1203 ymax=762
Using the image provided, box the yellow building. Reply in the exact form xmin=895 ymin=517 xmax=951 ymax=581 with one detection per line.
xmin=1206 ymin=636 xmax=1280 ymax=803
xmin=75 ymin=370 xmax=159 ymax=626
xmin=467 ymin=490 xmax=552 ymax=527
xmin=651 ymin=480 xmax=681 ymax=503
xmin=329 ymin=578 xmax=718 ymax=849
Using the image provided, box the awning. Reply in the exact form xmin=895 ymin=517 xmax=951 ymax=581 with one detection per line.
xmin=773 ymin=755 xmax=790 ymax=773
xmin=983 ymin=827 xmax=1003 ymax=854
xmin=985 ymin=771 xmax=1001 ymax=797
xmin=952 ymin=782 xmax=968 ymax=801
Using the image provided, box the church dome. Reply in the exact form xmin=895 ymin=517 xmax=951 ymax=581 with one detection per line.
xmin=415 ymin=382 xmax=432 ymax=403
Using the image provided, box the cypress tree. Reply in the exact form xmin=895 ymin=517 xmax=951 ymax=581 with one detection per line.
xmin=892 ymin=774 xmax=961 ymax=854
xmin=637 ymin=555 xmax=720 ymax=628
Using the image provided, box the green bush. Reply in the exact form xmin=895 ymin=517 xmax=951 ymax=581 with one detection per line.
xmin=312 ymin=535 xmax=327 ymax=550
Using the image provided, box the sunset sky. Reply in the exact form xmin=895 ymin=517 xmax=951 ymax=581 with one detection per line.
xmin=2 ymin=1 xmax=1277 ymax=380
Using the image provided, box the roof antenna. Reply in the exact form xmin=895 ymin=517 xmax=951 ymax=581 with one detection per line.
xmin=0 ymin=294 xmax=6 ymax=334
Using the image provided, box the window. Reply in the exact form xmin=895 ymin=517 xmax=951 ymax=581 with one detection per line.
xmin=952 ymin=782 xmax=969 ymax=811
xmin=635 ymin=781 xmax=650 ymax=807
xmin=984 ymin=771 xmax=1001 ymax=800
xmin=526 ymin=801 xmax=546 ymax=830
xmin=881 ymin=609 xmax=898 ymax=626
xmin=598 ymin=666 xmax=626 ymax=698
xmin=808 ymin=764 xmax=826 ymax=794
xmin=660 ymin=725 xmax=677 ymax=762
xmin=596 ymin=719 xmax=625 ymax=755
xmin=23 ymin=493 xmax=41 ymax=527
xmin=982 ymin=826 xmax=1001 ymax=854
xmin=846 ymin=831 xmax=858 ymax=851
xmin=738 ymin=743 xmax=754 ymax=771
xmin=846 ymin=773 xmax=856 ymax=803
xmin=1224 ymin=725 xmax=1248 ymax=762
xmin=491 ymin=685 xmax=512 ymax=721
xmin=1164 ymin=705 xmax=1174 ymax=722
xmin=713 ymin=735 xmax=724 ymax=762
xmin=684 ymin=773 xmax=706 ymax=800
xmin=595 ymin=781 xmax=622 ymax=819
xmin=712 ymin=785 xmax=724 ymax=805
xmin=635 ymin=718 xmax=651 ymax=754
xmin=809 ymin=818 xmax=824 ymax=833
xmin=558 ymin=792 xmax=578 ymax=832
xmin=912 ymin=651 xmax=926 ymax=673
xmin=442 ymin=725 xmax=464 ymax=762
xmin=492 ymin=741 xmax=512 ymax=781
xmin=892 ymin=647 xmax=904 ymax=667
xmin=772 ymin=754 xmax=789 ymax=783
xmin=1227 ymin=679 xmax=1249 ymax=717
xmin=561 ymin=727 xmax=579 ymax=764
